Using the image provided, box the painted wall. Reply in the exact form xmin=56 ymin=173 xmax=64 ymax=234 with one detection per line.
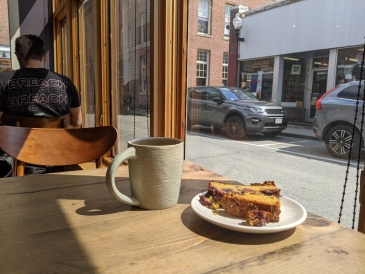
xmin=238 ymin=0 xmax=365 ymax=60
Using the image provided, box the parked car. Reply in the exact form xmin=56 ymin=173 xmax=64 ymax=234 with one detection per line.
xmin=313 ymin=81 xmax=365 ymax=159
xmin=187 ymin=86 xmax=287 ymax=139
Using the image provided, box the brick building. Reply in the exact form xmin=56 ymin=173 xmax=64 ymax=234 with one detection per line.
xmin=187 ymin=0 xmax=275 ymax=88
xmin=0 ymin=0 xmax=10 ymax=69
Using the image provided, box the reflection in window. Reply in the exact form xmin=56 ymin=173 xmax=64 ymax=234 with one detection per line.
xmin=115 ymin=0 xmax=151 ymax=151
xmin=198 ymin=0 xmax=210 ymax=34
xmin=141 ymin=56 xmax=147 ymax=93
xmin=82 ymin=0 xmax=96 ymax=127
xmin=141 ymin=13 xmax=147 ymax=44
xmin=197 ymin=50 xmax=209 ymax=86
xmin=336 ymin=47 xmax=363 ymax=84
xmin=224 ymin=5 xmax=233 ymax=37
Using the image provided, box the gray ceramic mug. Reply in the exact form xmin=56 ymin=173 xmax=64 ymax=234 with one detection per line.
xmin=105 ymin=137 xmax=184 ymax=210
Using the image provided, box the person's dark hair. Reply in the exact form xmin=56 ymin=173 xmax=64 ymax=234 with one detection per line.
xmin=15 ymin=34 xmax=45 ymax=61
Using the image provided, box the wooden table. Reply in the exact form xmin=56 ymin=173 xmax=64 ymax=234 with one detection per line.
xmin=1 ymin=161 xmax=365 ymax=273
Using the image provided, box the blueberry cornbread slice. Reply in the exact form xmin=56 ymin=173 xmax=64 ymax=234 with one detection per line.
xmin=206 ymin=181 xmax=280 ymax=205
xmin=245 ymin=210 xmax=272 ymax=226
xmin=222 ymin=192 xmax=281 ymax=222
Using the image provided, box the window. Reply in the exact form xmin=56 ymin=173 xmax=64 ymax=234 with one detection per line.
xmin=224 ymin=4 xmax=233 ymax=37
xmin=141 ymin=13 xmax=147 ymax=44
xmin=222 ymin=52 xmax=228 ymax=86
xmin=336 ymin=46 xmax=363 ymax=84
xmin=196 ymin=50 xmax=209 ymax=86
xmin=198 ymin=0 xmax=211 ymax=34
xmin=337 ymin=85 xmax=364 ymax=100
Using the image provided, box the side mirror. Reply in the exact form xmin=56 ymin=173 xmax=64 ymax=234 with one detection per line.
xmin=213 ymin=97 xmax=223 ymax=103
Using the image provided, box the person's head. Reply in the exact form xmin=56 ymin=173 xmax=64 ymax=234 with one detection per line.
xmin=15 ymin=34 xmax=46 ymax=68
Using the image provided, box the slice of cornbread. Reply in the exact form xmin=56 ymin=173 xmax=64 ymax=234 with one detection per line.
xmin=206 ymin=181 xmax=280 ymax=205
xmin=222 ymin=192 xmax=281 ymax=222
xmin=245 ymin=210 xmax=272 ymax=226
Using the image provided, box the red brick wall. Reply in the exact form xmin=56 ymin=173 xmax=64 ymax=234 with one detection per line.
xmin=0 ymin=0 xmax=10 ymax=45
xmin=187 ymin=0 xmax=274 ymax=87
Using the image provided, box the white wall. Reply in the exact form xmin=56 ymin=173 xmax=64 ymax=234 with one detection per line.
xmin=239 ymin=0 xmax=365 ymax=60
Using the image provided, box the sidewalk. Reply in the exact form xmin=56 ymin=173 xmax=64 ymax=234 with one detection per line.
xmin=279 ymin=123 xmax=319 ymax=141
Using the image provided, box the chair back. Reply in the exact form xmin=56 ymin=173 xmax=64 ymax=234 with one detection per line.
xmin=1 ymin=114 xmax=69 ymax=128
xmin=0 ymin=126 xmax=118 ymax=166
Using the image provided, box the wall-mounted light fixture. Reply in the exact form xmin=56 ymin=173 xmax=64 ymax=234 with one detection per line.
xmin=232 ymin=13 xmax=244 ymax=42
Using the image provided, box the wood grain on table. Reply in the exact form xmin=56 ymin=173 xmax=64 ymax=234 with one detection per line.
xmin=1 ymin=161 xmax=364 ymax=273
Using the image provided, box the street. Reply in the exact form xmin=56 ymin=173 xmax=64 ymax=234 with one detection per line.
xmin=185 ymin=126 xmax=363 ymax=230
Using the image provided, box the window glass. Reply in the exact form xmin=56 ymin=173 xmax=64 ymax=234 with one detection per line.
xmin=205 ymin=88 xmax=221 ymax=100
xmin=224 ymin=5 xmax=233 ymax=37
xmin=337 ymin=85 xmax=364 ymax=100
xmin=196 ymin=50 xmax=209 ymax=86
xmin=222 ymin=52 xmax=228 ymax=86
xmin=239 ymin=58 xmax=274 ymax=101
xmin=220 ymin=87 xmax=258 ymax=101
xmin=313 ymin=56 xmax=329 ymax=69
xmin=198 ymin=0 xmax=210 ymax=34
xmin=82 ymin=0 xmax=96 ymax=127
xmin=114 ymin=0 xmax=151 ymax=152
xmin=336 ymin=46 xmax=364 ymax=84
xmin=282 ymin=56 xmax=306 ymax=104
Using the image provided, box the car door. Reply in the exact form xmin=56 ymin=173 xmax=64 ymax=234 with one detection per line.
xmin=188 ymin=87 xmax=205 ymax=125
xmin=201 ymin=87 xmax=227 ymax=127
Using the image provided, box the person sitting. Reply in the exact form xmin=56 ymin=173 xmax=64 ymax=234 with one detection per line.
xmin=0 ymin=34 xmax=83 ymax=175
xmin=0 ymin=34 xmax=82 ymax=127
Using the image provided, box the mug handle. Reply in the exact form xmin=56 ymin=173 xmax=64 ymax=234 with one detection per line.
xmin=105 ymin=147 xmax=140 ymax=206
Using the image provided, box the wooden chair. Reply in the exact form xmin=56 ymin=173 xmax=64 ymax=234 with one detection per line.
xmin=0 ymin=126 xmax=118 ymax=176
xmin=0 ymin=114 xmax=70 ymax=176
xmin=1 ymin=114 xmax=70 ymax=128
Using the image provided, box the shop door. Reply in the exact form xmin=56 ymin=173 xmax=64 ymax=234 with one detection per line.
xmin=309 ymin=70 xmax=328 ymax=119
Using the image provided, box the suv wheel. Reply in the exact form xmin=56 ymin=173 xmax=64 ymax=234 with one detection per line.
xmin=325 ymin=124 xmax=361 ymax=159
xmin=225 ymin=116 xmax=246 ymax=140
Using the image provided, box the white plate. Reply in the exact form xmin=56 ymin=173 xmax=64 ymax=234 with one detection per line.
xmin=191 ymin=192 xmax=307 ymax=234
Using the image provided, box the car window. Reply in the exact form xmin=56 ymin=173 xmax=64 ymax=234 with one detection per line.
xmin=205 ymin=88 xmax=221 ymax=101
xmin=189 ymin=89 xmax=206 ymax=100
xmin=219 ymin=87 xmax=258 ymax=101
xmin=337 ymin=85 xmax=364 ymax=100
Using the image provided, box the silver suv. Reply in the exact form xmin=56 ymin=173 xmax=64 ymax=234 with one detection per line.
xmin=313 ymin=81 xmax=365 ymax=159
xmin=187 ymin=86 xmax=287 ymax=139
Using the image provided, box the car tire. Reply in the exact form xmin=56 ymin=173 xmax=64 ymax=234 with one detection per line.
xmin=263 ymin=132 xmax=280 ymax=138
xmin=325 ymin=124 xmax=362 ymax=159
xmin=225 ymin=115 xmax=246 ymax=140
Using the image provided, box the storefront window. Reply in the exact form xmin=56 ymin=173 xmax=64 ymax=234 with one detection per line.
xmin=239 ymin=58 xmax=274 ymax=102
xmin=282 ymin=57 xmax=306 ymax=106
xmin=336 ymin=46 xmax=363 ymax=85
xmin=312 ymin=56 xmax=329 ymax=69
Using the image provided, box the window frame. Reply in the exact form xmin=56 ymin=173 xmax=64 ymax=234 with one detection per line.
xmin=196 ymin=49 xmax=210 ymax=86
xmin=222 ymin=52 xmax=228 ymax=86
